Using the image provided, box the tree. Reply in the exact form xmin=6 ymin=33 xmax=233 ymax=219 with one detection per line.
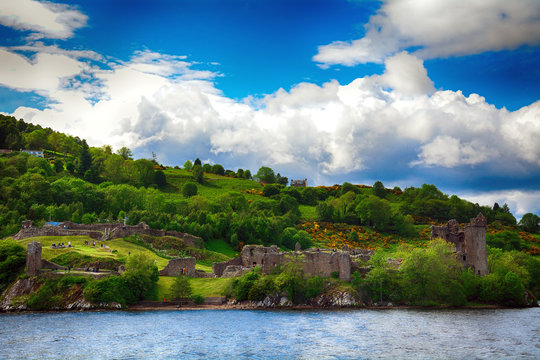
xmin=194 ymin=158 xmax=202 ymax=166
xmin=192 ymin=165 xmax=204 ymax=184
xmin=237 ymin=168 xmax=244 ymax=178
xmin=77 ymin=140 xmax=92 ymax=176
xmin=182 ymin=182 xmax=198 ymax=197
xmin=372 ymin=181 xmax=386 ymax=198
xmin=276 ymin=173 xmax=288 ymax=186
xmin=154 ymin=170 xmax=167 ymax=188
xmin=202 ymin=163 xmax=212 ymax=173
xmin=255 ymin=166 xmax=276 ymax=183
xmin=0 ymin=239 xmax=26 ymax=292
xmin=116 ymin=147 xmax=133 ymax=160
xmin=167 ymin=275 xmax=192 ymax=300
xmin=53 ymin=159 xmax=64 ymax=173
xmin=122 ymin=253 xmax=159 ymax=300
xmin=183 ymin=160 xmax=193 ymax=171
xmin=519 ymin=213 xmax=540 ymax=233
xmin=243 ymin=169 xmax=252 ymax=179
xmin=356 ymin=195 xmax=391 ymax=231
xmin=211 ymin=164 xmax=225 ymax=176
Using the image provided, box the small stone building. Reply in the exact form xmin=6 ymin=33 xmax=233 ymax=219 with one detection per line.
xmin=290 ymin=179 xmax=308 ymax=187
xmin=430 ymin=213 xmax=489 ymax=275
xmin=159 ymin=258 xmax=196 ymax=276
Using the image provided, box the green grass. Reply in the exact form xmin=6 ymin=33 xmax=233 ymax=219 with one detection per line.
xmin=14 ymin=236 xmax=170 ymax=270
xmin=163 ymin=168 xmax=263 ymax=201
xmin=206 ymin=239 xmax=237 ymax=258
xmin=299 ymin=205 xmax=317 ymax=220
xmin=157 ymin=276 xmax=232 ymax=300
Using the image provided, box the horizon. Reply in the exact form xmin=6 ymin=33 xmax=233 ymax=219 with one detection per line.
xmin=0 ymin=0 xmax=539 ymax=217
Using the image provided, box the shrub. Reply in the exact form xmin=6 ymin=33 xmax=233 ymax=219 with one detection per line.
xmin=84 ymin=276 xmax=136 ymax=305
xmin=182 ymin=182 xmax=198 ymax=197
xmin=122 ymin=253 xmax=159 ymax=301
xmin=190 ymin=294 xmax=205 ymax=305
xmin=232 ymin=269 xmax=260 ymax=301
xmin=168 ymin=275 xmax=192 ymax=300
xmin=0 ymin=239 xmax=26 ymax=292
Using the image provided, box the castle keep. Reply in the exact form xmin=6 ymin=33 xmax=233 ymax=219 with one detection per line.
xmin=430 ymin=213 xmax=489 ymax=275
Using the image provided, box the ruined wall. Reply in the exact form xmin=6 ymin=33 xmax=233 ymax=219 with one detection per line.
xmin=430 ymin=213 xmax=488 ymax=275
xmin=212 ymin=257 xmax=243 ymax=277
xmin=463 ymin=214 xmax=489 ymax=276
xmin=13 ymin=221 xmax=202 ymax=248
xmin=159 ymin=257 xmax=196 ymax=276
xmin=232 ymin=245 xmax=360 ymax=281
xmin=26 ymin=241 xmax=42 ymax=276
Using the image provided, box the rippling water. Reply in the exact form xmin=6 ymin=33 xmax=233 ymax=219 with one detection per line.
xmin=0 ymin=308 xmax=539 ymax=359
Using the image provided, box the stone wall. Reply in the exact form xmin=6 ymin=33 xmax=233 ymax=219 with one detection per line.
xmin=12 ymin=221 xmax=202 ymax=248
xmin=212 ymin=257 xmax=243 ymax=277
xmin=430 ymin=213 xmax=488 ymax=275
xmin=26 ymin=241 xmax=42 ymax=276
xmin=218 ymin=245 xmax=370 ymax=281
xmin=159 ymin=257 xmax=196 ymax=276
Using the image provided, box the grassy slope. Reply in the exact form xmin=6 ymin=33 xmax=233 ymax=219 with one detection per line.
xmin=157 ymin=276 xmax=232 ymax=299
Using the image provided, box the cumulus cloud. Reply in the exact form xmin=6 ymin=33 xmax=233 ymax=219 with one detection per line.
xmin=3 ymin=46 xmax=540 ymax=214
xmin=460 ymin=190 xmax=540 ymax=218
xmin=0 ymin=0 xmax=87 ymax=39
xmin=314 ymin=0 xmax=540 ymax=66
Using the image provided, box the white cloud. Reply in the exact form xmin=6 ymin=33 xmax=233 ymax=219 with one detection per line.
xmin=460 ymin=190 xmax=540 ymax=218
xmin=314 ymin=0 xmax=540 ymax=66
xmin=0 ymin=0 xmax=87 ymax=39
xmin=3 ymin=47 xmax=540 ymax=217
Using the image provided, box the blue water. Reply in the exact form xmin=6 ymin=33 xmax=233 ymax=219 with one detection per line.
xmin=0 ymin=308 xmax=539 ymax=359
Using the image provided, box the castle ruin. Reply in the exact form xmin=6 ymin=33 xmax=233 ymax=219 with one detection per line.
xmin=430 ymin=213 xmax=489 ymax=275
xmin=213 ymin=245 xmax=373 ymax=281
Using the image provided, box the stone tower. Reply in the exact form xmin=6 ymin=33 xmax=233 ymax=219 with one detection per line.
xmin=26 ymin=241 xmax=42 ymax=276
xmin=430 ymin=213 xmax=489 ymax=276
xmin=463 ymin=213 xmax=489 ymax=276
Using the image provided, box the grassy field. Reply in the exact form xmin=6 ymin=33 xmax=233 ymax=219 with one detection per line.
xmin=157 ymin=276 xmax=232 ymax=300
xmin=163 ymin=168 xmax=263 ymax=201
xmin=206 ymin=239 xmax=237 ymax=258
xmin=14 ymin=236 xmax=170 ymax=270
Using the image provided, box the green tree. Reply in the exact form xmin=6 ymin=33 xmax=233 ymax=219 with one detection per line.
xmin=211 ymin=164 xmax=225 ymax=175
xmin=168 ymin=275 xmax=192 ymax=300
xmin=519 ymin=213 xmax=540 ymax=233
xmin=183 ymin=160 xmax=193 ymax=171
xmin=194 ymin=158 xmax=202 ymax=166
xmin=372 ymin=180 xmax=386 ymax=198
xmin=356 ymin=195 xmax=392 ymax=231
xmin=236 ymin=168 xmax=244 ymax=178
xmin=255 ymin=166 xmax=276 ymax=183
xmin=53 ymin=159 xmax=64 ymax=173
xmin=182 ymin=182 xmax=198 ymax=197
xmin=77 ymin=140 xmax=92 ymax=176
xmin=122 ymin=253 xmax=159 ymax=300
xmin=116 ymin=147 xmax=133 ymax=160
xmin=276 ymin=173 xmax=288 ymax=186
xmin=154 ymin=170 xmax=166 ymax=188
xmin=243 ymin=169 xmax=252 ymax=179
xmin=192 ymin=165 xmax=204 ymax=183
xmin=0 ymin=239 xmax=26 ymax=292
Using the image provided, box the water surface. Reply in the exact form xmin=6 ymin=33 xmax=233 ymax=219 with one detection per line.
xmin=0 ymin=308 xmax=538 ymax=359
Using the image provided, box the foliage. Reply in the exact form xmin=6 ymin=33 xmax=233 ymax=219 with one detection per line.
xmin=255 ymin=166 xmax=276 ymax=184
xmin=372 ymin=181 xmax=386 ymax=198
xmin=83 ymin=276 xmax=135 ymax=306
xmin=190 ymin=293 xmax=205 ymax=304
xmin=28 ymin=276 xmax=88 ymax=310
xmin=122 ymin=253 xmax=159 ymax=301
xmin=168 ymin=275 xmax=192 ymax=300
xmin=183 ymin=160 xmax=193 ymax=171
xmin=519 ymin=213 xmax=540 ymax=233
xmin=0 ymin=239 xmax=26 ymax=292
xmin=182 ymin=182 xmax=198 ymax=197
xmin=192 ymin=165 xmax=204 ymax=183
xmin=487 ymin=231 xmax=523 ymax=251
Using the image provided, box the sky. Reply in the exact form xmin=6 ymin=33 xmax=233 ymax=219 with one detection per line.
xmin=0 ymin=0 xmax=539 ymax=217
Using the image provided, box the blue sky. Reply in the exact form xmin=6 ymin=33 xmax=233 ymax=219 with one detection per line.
xmin=0 ymin=0 xmax=539 ymax=217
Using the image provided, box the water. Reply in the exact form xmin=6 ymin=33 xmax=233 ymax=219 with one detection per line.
xmin=0 ymin=308 xmax=539 ymax=359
